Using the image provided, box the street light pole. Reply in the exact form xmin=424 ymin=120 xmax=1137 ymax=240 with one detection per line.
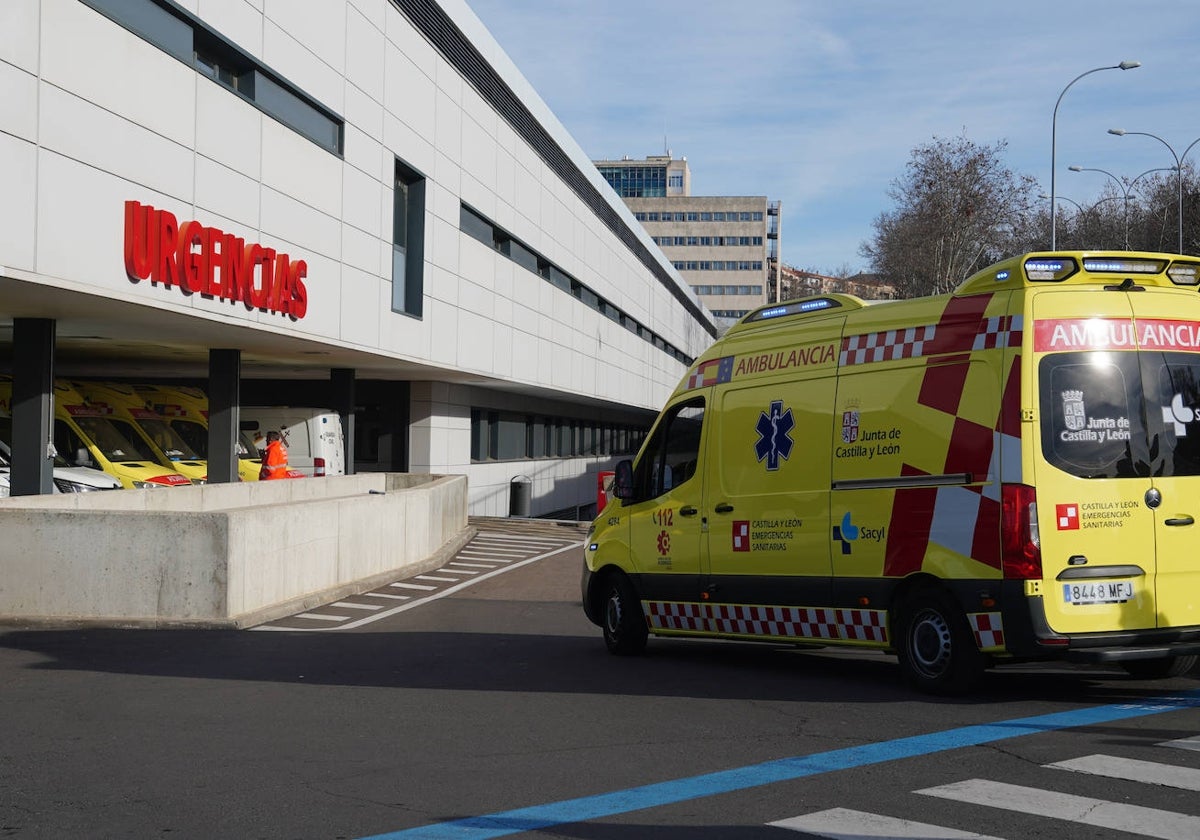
xmin=1050 ymin=61 xmax=1140 ymax=249
xmin=1069 ymin=165 xmax=1175 ymax=248
xmin=1109 ymin=129 xmax=1200 ymax=252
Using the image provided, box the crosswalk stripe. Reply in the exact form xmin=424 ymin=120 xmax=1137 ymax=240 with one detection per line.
xmin=390 ymin=582 xmax=436 ymax=591
xmin=1048 ymin=754 xmax=1200 ymax=791
xmin=769 ymin=807 xmax=1004 ymax=838
xmin=1163 ymin=736 xmax=1200 ymax=752
xmin=917 ymin=778 xmax=1200 ymax=839
xmin=448 ymin=562 xmax=498 ymax=569
xmin=362 ymin=592 xmax=411 ymax=600
xmin=294 ymin=613 xmax=349 ymax=622
xmin=330 ymin=601 xmax=383 ymax=611
xmin=435 ymin=567 xmax=479 ymax=575
xmin=415 ymin=575 xmax=458 ymax=583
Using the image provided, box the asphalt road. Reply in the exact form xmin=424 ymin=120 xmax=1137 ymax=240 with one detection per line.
xmin=1 ymin=518 xmax=1198 ymax=840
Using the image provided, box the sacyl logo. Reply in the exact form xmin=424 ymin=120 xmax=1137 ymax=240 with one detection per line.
xmin=832 ymin=512 xmax=859 ymax=555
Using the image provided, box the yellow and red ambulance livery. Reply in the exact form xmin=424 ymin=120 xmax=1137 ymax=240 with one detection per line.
xmin=582 ymin=251 xmax=1200 ymax=693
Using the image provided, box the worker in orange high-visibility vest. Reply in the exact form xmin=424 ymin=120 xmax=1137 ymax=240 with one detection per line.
xmin=259 ymin=430 xmax=289 ymax=480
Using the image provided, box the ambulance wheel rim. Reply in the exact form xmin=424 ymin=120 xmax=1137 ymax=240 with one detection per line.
xmin=604 ymin=592 xmax=623 ymax=635
xmin=909 ymin=609 xmax=952 ymax=677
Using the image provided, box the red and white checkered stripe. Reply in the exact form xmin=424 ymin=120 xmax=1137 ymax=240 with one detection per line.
xmin=644 ymin=601 xmax=888 ymax=643
xmin=644 ymin=601 xmax=707 ymax=632
xmin=972 ymin=315 xmax=1024 ymax=351
xmin=840 ymin=325 xmax=936 ymax=366
xmin=969 ymin=612 xmax=1005 ymax=649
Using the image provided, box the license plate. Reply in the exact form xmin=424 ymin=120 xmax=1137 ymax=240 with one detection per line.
xmin=1063 ymin=580 xmax=1134 ymax=605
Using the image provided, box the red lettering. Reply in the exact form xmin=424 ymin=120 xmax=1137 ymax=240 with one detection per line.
xmin=123 ymin=201 xmax=154 ymax=280
xmin=153 ymin=209 xmax=180 ymax=287
xmin=177 ymin=220 xmax=204 ymax=294
xmin=124 ymin=201 xmax=309 ymax=318
xmin=289 ymin=260 xmax=308 ymax=319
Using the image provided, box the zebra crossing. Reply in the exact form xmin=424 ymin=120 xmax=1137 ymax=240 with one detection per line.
xmin=770 ymin=736 xmax=1200 ymax=839
xmin=254 ymin=524 xmax=584 ymax=631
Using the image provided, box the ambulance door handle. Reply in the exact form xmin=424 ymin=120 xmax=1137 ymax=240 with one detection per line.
xmin=680 ymin=505 xmax=698 ymax=517
xmin=714 ymin=503 xmax=734 ymax=513
xmin=1164 ymin=515 xmax=1194 ymax=527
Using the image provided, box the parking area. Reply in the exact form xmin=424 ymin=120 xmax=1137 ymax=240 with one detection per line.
xmin=253 ymin=517 xmax=589 ymax=631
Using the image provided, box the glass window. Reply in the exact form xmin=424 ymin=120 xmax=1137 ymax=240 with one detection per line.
xmin=1148 ymin=354 xmax=1200 ymax=476
xmin=713 ymin=212 xmax=726 ymax=221
xmin=686 ymin=212 xmax=698 ymax=221
xmin=1038 ymin=353 xmax=1146 ymax=478
xmin=632 ymin=399 xmax=705 ymax=500
xmin=392 ymin=161 xmax=425 ymax=317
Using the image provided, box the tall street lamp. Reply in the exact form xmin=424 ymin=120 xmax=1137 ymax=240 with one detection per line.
xmin=1108 ymin=129 xmax=1200 ymax=252
xmin=1069 ymin=165 xmax=1176 ymax=248
xmin=1050 ymin=61 xmax=1140 ymax=249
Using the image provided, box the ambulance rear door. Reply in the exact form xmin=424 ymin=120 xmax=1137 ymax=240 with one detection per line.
xmin=1129 ymin=292 xmax=1200 ymax=629
xmin=1032 ymin=290 xmax=1157 ymax=634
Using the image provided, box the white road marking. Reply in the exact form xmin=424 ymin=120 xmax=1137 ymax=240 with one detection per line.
xmin=362 ymin=593 xmax=411 ymax=600
xmin=435 ymin=567 xmax=478 ymax=575
xmin=448 ymin=561 xmax=500 ymax=569
xmin=1048 ymin=754 xmax=1200 ymax=791
xmin=414 ymin=575 xmax=459 ymax=582
xmin=390 ymin=582 xmax=437 ymax=591
xmin=770 ymin=807 xmax=1004 ymax=838
xmin=918 ymin=778 xmax=1200 ymax=839
xmin=1162 ymin=736 xmax=1200 ymax=752
xmin=330 ymin=601 xmax=383 ymax=611
xmin=294 ymin=613 xmax=349 ymax=622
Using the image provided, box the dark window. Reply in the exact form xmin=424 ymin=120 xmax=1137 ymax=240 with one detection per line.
xmin=632 ymin=399 xmax=705 ymax=500
xmin=393 ymin=160 xmax=426 ymax=317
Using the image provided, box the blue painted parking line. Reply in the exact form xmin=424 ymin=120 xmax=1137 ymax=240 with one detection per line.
xmin=358 ymin=689 xmax=1200 ymax=840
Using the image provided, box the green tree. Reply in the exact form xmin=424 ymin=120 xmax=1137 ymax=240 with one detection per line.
xmin=861 ymin=136 xmax=1040 ymax=297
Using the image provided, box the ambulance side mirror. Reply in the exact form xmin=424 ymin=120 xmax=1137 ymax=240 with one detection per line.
xmin=612 ymin=459 xmax=634 ymax=500
xmin=75 ymin=448 xmax=93 ymax=468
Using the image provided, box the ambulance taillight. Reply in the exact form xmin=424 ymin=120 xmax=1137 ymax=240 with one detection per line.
xmin=314 ymin=457 xmax=326 ymax=477
xmin=1001 ymin=484 xmax=1042 ymax=580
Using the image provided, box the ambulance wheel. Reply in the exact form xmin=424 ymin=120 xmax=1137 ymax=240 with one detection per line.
xmin=1120 ymin=655 xmax=1197 ymax=679
xmin=895 ymin=587 xmax=983 ymax=695
xmin=601 ymin=573 xmax=647 ymax=656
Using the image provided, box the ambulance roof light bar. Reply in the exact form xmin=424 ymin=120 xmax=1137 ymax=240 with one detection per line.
xmin=745 ymin=297 xmax=843 ymax=323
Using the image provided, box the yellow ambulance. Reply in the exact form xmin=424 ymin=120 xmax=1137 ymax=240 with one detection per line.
xmin=582 ymin=251 xmax=1200 ymax=693
xmin=50 ymin=381 xmax=192 ymax=489
xmin=69 ymin=381 xmax=207 ymax=484
xmin=129 ymin=384 xmax=262 ymax=482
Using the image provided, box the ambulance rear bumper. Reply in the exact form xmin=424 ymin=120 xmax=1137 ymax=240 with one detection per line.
xmin=1006 ymin=588 xmax=1200 ymax=662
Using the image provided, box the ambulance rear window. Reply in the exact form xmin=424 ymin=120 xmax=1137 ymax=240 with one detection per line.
xmin=1149 ymin=356 xmax=1200 ymax=476
xmin=1039 ymin=354 xmax=1146 ymax=479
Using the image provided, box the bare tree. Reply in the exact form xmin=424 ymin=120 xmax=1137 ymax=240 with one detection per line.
xmin=861 ymin=136 xmax=1040 ymax=297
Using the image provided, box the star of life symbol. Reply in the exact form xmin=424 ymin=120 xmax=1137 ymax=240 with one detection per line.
xmin=1163 ymin=393 xmax=1196 ymax=436
xmin=1061 ymin=389 xmax=1086 ymax=431
xmin=755 ymin=400 xmax=795 ymax=471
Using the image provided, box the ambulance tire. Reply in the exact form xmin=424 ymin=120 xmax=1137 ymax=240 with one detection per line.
xmin=895 ymin=587 xmax=984 ymax=695
xmin=1120 ymin=654 xmax=1197 ymax=679
xmin=601 ymin=573 xmax=648 ymax=656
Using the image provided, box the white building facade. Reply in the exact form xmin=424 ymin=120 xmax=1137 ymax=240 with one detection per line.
xmin=0 ymin=0 xmax=719 ymax=517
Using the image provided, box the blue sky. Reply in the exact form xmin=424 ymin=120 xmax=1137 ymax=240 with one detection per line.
xmin=464 ymin=1 xmax=1200 ymax=274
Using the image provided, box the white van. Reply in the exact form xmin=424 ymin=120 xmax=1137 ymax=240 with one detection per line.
xmin=0 ymin=439 xmax=122 ymax=495
xmin=240 ymin=407 xmax=345 ymax=478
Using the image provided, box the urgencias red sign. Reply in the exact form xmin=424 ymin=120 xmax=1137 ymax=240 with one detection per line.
xmin=123 ymin=200 xmax=308 ymax=319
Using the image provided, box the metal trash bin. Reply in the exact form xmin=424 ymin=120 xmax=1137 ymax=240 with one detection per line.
xmin=509 ymin=474 xmax=532 ymax=517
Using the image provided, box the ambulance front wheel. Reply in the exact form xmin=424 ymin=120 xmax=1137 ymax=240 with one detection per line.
xmin=895 ymin=587 xmax=984 ymax=695
xmin=602 ymin=573 xmax=648 ymax=656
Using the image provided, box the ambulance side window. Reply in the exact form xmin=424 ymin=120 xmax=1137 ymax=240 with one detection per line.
xmin=1039 ymin=354 xmax=1146 ymax=478
xmin=632 ymin=398 xmax=704 ymax=500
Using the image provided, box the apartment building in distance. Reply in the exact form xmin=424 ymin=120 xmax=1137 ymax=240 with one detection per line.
xmin=778 ymin=265 xmax=895 ymax=301
xmin=594 ymin=155 xmax=782 ymax=321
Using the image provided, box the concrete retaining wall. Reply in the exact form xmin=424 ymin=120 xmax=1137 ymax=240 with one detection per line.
xmin=0 ymin=473 xmax=470 ymax=627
